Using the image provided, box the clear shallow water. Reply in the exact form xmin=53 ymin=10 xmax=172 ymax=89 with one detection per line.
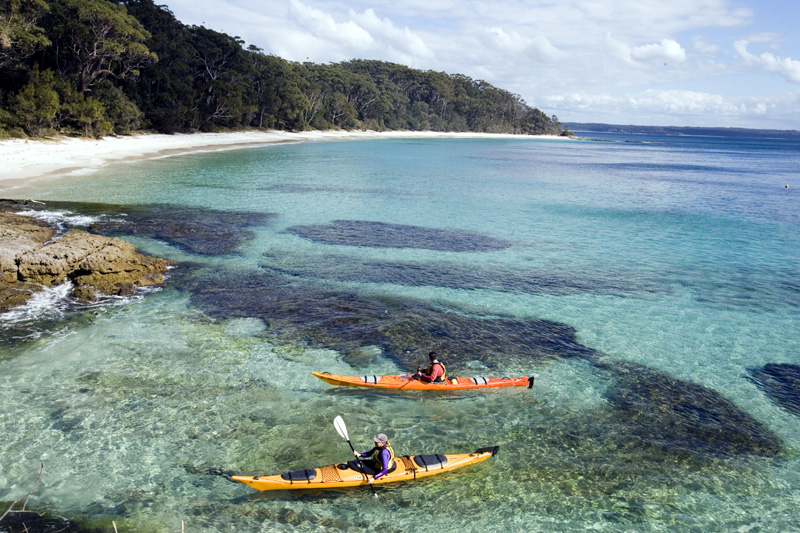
xmin=1 ymin=134 xmax=800 ymax=531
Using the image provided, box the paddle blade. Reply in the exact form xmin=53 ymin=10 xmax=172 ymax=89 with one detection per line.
xmin=333 ymin=415 xmax=349 ymax=441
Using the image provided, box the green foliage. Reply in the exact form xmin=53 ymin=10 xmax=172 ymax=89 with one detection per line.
xmin=69 ymin=95 xmax=112 ymax=137
xmin=94 ymin=80 xmax=142 ymax=134
xmin=0 ymin=0 xmax=51 ymax=69
xmin=0 ymin=0 xmax=562 ymax=138
xmin=42 ymin=0 xmax=155 ymax=92
xmin=12 ymin=66 xmax=59 ymax=136
xmin=0 ymin=107 xmax=22 ymax=138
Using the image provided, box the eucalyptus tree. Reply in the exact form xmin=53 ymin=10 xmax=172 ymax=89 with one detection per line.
xmin=0 ymin=0 xmax=51 ymax=70
xmin=42 ymin=0 xmax=155 ymax=93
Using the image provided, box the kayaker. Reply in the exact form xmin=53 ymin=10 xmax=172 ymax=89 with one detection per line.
xmin=354 ymin=433 xmax=396 ymax=483
xmin=414 ymin=351 xmax=447 ymax=383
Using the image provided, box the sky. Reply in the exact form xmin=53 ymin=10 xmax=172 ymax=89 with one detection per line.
xmin=159 ymin=0 xmax=800 ymax=130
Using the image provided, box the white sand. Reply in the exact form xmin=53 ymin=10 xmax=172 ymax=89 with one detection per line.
xmin=0 ymin=130 xmax=566 ymax=195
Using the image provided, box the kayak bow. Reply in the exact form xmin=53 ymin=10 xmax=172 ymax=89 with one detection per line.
xmin=232 ymin=446 xmax=499 ymax=491
xmin=311 ymin=371 xmax=533 ymax=391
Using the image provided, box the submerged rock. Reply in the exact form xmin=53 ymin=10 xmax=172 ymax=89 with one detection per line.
xmin=261 ymin=250 xmax=660 ymax=296
xmin=88 ymin=204 xmax=275 ymax=255
xmin=748 ymin=363 xmax=800 ymax=416
xmin=288 ymin=219 xmax=512 ymax=252
xmin=0 ymin=511 xmax=78 ymax=532
xmin=597 ymin=358 xmax=784 ymax=457
xmin=184 ymin=268 xmax=595 ymax=371
xmin=0 ymin=199 xmax=275 ymax=256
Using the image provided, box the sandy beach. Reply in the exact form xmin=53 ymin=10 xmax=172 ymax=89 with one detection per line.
xmin=0 ymin=130 xmax=565 ymax=195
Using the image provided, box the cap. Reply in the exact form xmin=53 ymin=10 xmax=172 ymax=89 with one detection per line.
xmin=373 ymin=433 xmax=388 ymax=443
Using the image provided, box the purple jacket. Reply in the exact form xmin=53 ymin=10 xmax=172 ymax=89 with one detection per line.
xmin=359 ymin=446 xmax=392 ymax=479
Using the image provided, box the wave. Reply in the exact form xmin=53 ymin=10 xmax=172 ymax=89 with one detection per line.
xmin=0 ymin=281 xmax=161 ymax=331
xmin=16 ymin=208 xmax=103 ymax=228
xmin=0 ymin=281 xmax=74 ymax=325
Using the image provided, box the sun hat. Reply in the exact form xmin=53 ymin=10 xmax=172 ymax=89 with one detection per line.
xmin=373 ymin=433 xmax=388 ymax=443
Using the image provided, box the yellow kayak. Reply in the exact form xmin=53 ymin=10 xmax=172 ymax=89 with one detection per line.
xmin=232 ymin=446 xmax=499 ymax=491
xmin=311 ymin=371 xmax=533 ymax=391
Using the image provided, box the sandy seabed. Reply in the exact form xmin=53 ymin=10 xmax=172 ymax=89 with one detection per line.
xmin=0 ymin=130 xmax=566 ymax=195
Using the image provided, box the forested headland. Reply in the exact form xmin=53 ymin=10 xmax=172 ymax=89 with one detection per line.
xmin=0 ymin=0 xmax=564 ymax=138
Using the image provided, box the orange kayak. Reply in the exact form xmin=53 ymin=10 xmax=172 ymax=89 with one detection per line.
xmin=232 ymin=446 xmax=499 ymax=491
xmin=311 ymin=371 xmax=533 ymax=391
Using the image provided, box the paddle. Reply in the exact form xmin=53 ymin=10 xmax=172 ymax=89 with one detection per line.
xmin=333 ymin=415 xmax=378 ymax=498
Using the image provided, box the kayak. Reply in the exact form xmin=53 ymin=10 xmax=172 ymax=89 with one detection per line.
xmin=311 ymin=371 xmax=533 ymax=391
xmin=232 ymin=446 xmax=499 ymax=491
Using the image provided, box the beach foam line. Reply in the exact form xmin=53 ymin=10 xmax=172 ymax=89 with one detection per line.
xmin=0 ymin=130 xmax=568 ymax=192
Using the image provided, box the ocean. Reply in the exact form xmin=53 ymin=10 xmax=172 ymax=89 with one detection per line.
xmin=1 ymin=132 xmax=799 ymax=532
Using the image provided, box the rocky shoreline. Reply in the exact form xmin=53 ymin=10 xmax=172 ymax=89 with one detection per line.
xmin=0 ymin=208 xmax=171 ymax=313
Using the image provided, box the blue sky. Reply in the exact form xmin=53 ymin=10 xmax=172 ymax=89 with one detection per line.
xmin=160 ymin=0 xmax=800 ymax=130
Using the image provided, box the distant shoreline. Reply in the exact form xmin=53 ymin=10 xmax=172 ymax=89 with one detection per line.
xmin=0 ymin=130 xmax=568 ymax=195
xmin=568 ymin=123 xmax=800 ymax=139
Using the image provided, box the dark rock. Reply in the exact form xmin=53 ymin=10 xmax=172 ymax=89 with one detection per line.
xmin=88 ymin=204 xmax=275 ymax=255
xmin=261 ymin=250 xmax=660 ymax=296
xmin=598 ymin=358 xmax=784 ymax=457
xmin=748 ymin=363 xmax=800 ymax=416
xmin=0 ymin=511 xmax=78 ymax=532
xmin=288 ymin=219 xmax=511 ymax=252
xmin=0 ymin=199 xmax=275 ymax=256
xmin=183 ymin=268 xmax=595 ymax=371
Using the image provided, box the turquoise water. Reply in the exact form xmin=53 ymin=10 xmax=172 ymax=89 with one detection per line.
xmin=1 ymin=133 xmax=800 ymax=531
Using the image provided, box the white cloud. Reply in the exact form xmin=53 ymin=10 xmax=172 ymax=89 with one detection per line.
xmin=631 ymin=39 xmax=687 ymax=63
xmin=692 ymin=36 xmax=719 ymax=56
xmin=486 ymin=27 xmax=559 ymax=60
xmin=604 ymin=35 xmax=687 ymax=64
xmin=350 ymin=8 xmax=434 ymax=61
xmin=288 ymin=0 xmax=373 ymax=50
xmin=544 ymin=89 xmax=800 ymax=128
xmin=734 ymin=40 xmax=800 ymax=83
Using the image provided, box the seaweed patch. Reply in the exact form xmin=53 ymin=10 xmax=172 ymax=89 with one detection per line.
xmin=261 ymin=251 xmax=661 ymax=296
xmin=748 ymin=363 xmax=800 ymax=416
xmin=287 ymin=220 xmax=511 ymax=252
xmin=0 ymin=200 xmax=275 ymax=255
xmin=182 ymin=268 xmax=594 ymax=371
xmin=90 ymin=205 xmax=275 ymax=255
xmin=597 ymin=358 xmax=784 ymax=458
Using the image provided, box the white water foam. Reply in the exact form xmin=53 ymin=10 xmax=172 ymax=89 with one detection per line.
xmin=0 ymin=281 xmax=74 ymax=324
xmin=16 ymin=208 xmax=102 ymax=228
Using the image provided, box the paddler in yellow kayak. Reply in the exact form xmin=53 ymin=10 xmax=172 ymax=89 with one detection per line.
xmin=413 ymin=351 xmax=447 ymax=383
xmin=353 ymin=433 xmax=397 ymax=483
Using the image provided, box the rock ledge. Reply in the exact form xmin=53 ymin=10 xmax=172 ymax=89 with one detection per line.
xmin=1 ymin=211 xmax=171 ymax=312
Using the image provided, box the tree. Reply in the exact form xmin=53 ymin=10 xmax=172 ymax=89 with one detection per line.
xmin=0 ymin=0 xmax=51 ymax=69
xmin=44 ymin=0 xmax=155 ymax=93
xmin=12 ymin=66 xmax=59 ymax=136
xmin=121 ymin=0 xmax=199 ymax=132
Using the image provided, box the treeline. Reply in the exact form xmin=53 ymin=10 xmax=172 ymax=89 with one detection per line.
xmin=0 ymin=0 xmax=563 ymax=138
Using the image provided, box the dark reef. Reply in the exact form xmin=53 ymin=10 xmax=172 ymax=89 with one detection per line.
xmin=599 ymin=358 xmax=783 ymax=457
xmin=748 ymin=363 xmax=800 ymax=416
xmin=287 ymin=220 xmax=512 ymax=252
xmin=0 ymin=200 xmax=275 ymax=256
xmin=261 ymin=250 xmax=660 ymax=297
xmin=183 ymin=268 xmax=593 ymax=371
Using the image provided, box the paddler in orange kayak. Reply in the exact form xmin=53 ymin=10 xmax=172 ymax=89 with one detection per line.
xmin=413 ymin=351 xmax=447 ymax=383
xmin=353 ymin=433 xmax=397 ymax=483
